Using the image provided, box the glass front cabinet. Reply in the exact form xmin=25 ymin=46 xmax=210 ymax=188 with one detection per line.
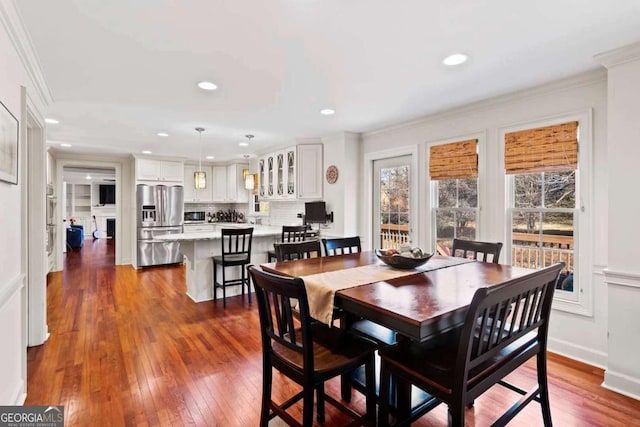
xmin=258 ymin=144 xmax=321 ymax=200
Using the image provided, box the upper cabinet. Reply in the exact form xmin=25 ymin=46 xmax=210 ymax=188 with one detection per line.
xmin=259 ymin=144 xmax=322 ymax=200
xmin=211 ymin=165 xmax=227 ymax=202
xmin=136 ymin=158 xmax=184 ymax=183
xmin=182 ymin=163 xmax=250 ymax=204
xmin=227 ymin=163 xmax=250 ymax=203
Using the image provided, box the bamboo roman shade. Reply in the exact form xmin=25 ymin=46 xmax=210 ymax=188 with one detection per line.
xmin=429 ymin=139 xmax=478 ymax=180
xmin=504 ymin=121 xmax=578 ymax=174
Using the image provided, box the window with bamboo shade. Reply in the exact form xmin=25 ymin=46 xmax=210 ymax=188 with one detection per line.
xmin=429 ymin=139 xmax=478 ymax=180
xmin=504 ymin=121 xmax=578 ymax=174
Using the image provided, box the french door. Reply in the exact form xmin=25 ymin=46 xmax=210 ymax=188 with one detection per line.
xmin=373 ymin=155 xmax=414 ymax=250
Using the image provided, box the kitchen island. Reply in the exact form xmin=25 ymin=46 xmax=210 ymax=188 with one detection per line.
xmin=156 ymin=224 xmax=281 ymax=302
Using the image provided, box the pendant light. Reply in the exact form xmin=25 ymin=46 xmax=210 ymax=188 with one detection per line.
xmin=194 ymin=127 xmax=206 ymax=189
xmin=242 ymin=136 xmax=256 ymax=190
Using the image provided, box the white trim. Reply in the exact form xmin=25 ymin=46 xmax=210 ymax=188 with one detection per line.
xmin=602 ymin=370 xmax=640 ymax=401
xmin=548 ymin=337 xmax=607 ymax=369
xmin=499 ymin=108 xmax=594 ymax=317
xmin=363 ymin=145 xmax=419 ymax=251
xmin=603 ymin=268 xmax=640 ymax=289
xmin=595 ymin=41 xmax=640 ymax=69
xmin=10 ymin=379 xmax=26 ymax=405
xmin=0 ymin=1 xmax=53 ymax=106
xmin=0 ymin=274 xmax=25 ymax=313
xmin=363 ymin=70 xmax=605 ymax=137
xmin=425 ymin=131 xmax=487 ymax=254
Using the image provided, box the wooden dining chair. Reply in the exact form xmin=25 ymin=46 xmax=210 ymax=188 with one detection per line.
xmin=212 ymin=227 xmax=253 ymax=308
xmin=275 ymin=239 xmax=322 ymax=261
xmin=267 ymin=225 xmax=308 ymax=262
xmin=451 ymin=238 xmax=503 ymax=263
xmin=322 ymin=236 xmax=362 ymax=256
xmin=378 ymin=262 xmax=564 ymax=427
xmin=247 ymin=265 xmax=377 ymax=426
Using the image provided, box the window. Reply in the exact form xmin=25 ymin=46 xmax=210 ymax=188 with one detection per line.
xmin=506 ymin=120 xmax=581 ymax=303
xmin=429 ymin=139 xmax=479 ymax=254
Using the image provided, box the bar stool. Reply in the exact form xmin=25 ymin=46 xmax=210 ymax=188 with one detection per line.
xmin=213 ymin=227 xmax=254 ymax=308
xmin=266 ymin=225 xmax=308 ymax=262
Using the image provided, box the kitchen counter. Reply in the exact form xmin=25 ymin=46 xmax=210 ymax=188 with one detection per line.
xmin=156 ymin=224 xmax=280 ymax=303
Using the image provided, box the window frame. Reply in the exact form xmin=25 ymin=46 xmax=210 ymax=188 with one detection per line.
xmin=501 ymin=109 xmax=593 ymax=316
xmin=427 ymin=133 xmax=486 ymax=254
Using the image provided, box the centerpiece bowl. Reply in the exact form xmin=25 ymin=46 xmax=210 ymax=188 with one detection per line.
xmin=375 ymin=249 xmax=433 ymax=270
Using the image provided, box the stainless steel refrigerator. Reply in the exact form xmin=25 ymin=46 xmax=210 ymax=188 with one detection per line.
xmin=136 ymin=184 xmax=184 ymax=267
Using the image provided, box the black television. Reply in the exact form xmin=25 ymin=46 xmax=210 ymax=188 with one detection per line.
xmin=305 ymin=201 xmax=326 ymax=224
xmin=99 ymin=184 xmax=116 ymax=205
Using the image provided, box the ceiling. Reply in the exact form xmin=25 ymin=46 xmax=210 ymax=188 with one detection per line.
xmin=16 ymin=0 xmax=640 ymax=162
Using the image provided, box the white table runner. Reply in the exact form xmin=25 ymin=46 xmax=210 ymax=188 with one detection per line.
xmin=301 ymin=256 xmax=475 ymax=325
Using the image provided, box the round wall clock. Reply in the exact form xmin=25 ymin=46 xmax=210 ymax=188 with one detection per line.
xmin=325 ymin=165 xmax=339 ymax=184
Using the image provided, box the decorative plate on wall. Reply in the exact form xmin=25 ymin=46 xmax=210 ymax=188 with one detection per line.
xmin=325 ymin=165 xmax=339 ymax=184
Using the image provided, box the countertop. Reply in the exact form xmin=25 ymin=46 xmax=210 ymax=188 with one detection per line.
xmin=156 ymin=224 xmax=281 ymax=241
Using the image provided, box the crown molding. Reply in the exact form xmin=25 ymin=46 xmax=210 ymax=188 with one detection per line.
xmin=364 ymin=69 xmax=606 ymax=137
xmin=595 ymin=41 xmax=640 ymax=69
xmin=0 ymin=1 xmax=53 ymax=106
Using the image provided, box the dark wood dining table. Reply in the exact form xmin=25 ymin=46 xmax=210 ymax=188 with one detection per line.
xmin=260 ymin=251 xmax=536 ymax=342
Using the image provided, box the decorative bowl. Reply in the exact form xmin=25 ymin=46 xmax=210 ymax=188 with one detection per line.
xmin=375 ymin=249 xmax=433 ymax=270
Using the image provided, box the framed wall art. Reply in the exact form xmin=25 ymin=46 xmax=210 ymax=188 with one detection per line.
xmin=0 ymin=99 xmax=19 ymax=185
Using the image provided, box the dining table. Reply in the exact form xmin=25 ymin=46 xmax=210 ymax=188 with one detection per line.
xmin=260 ymin=250 xmax=538 ymax=418
xmin=260 ymin=251 xmax=537 ymax=342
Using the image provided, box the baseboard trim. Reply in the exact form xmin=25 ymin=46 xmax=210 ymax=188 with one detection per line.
xmin=602 ymin=369 xmax=640 ymax=401
xmin=10 ymin=379 xmax=26 ymax=405
xmin=548 ymin=337 xmax=607 ymax=369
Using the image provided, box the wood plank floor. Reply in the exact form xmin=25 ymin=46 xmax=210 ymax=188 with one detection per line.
xmin=27 ymin=239 xmax=640 ymax=426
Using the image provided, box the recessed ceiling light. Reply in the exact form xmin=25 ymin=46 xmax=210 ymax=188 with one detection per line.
xmin=197 ymin=81 xmax=218 ymax=91
xmin=239 ymin=142 xmax=249 ymax=147
xmin=206 ymin=155 xmax=215 ymax=160
xmin=45 ymin=118 xmax=59 ymax=124
xmin=443 ymin=53 xmax=468 ymax=66
xmin=85 ymin=175 xmax=91 ymax=180
xmin=142 ymin=150 xmax=152 ymax=154
xmin=320 ymin=109 xmax=335 ymax=115
xmin=60 ymin=143 xmax=72 ymax=148
xmin=157 ymin=132 xmax=169 ymax=137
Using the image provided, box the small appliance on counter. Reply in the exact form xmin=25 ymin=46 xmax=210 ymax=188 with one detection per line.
xmin=184 ymin=211 xmax=206 ymax=223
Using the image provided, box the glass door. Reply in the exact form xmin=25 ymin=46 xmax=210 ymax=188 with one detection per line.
xmin=373 ymin=155 xmax=413 ymax=249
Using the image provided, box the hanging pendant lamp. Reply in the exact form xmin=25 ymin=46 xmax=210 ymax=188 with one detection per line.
xmin=194 ymin=127 xmax=206 ymax=189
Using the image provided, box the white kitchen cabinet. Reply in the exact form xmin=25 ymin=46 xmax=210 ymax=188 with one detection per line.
xmin=297 ymin=144 xmax=323 ymax=199
xmin=226 ymin=163 xmax=250 ymax=203
xmin=258 ymin=144 xmax=321 ymax=200
xmin=135 ymin=158 xmax=184 ymax=183
xmin=183 ymin=223 xmax=216 ymax=233
xmin=212 ymin=165 xmax=227 ymax=202
xmin=183 ymin=164 xmax=213 ymax=202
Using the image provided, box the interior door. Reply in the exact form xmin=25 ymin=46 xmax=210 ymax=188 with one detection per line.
xmin=373 ymin=155 xmax=414 ymax=249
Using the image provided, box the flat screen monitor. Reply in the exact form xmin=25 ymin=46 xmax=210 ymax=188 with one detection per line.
xmin=305 ymin=201 xmax=326 ymax=224
xmin=99 ymin=184 xmax=116 ymax=205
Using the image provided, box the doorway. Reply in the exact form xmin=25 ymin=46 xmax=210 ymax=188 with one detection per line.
xmin=372 ymin=155 xmax=415 ymax=249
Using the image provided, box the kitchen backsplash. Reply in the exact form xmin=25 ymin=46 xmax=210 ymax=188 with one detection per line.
xmin=184 ymin=202 xmax=248 ymax=221
xmin=264 ymin=201 xmax=306 ymax=227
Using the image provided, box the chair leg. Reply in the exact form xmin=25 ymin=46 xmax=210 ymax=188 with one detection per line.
xmin=302 ymin=384 xmax=315 ymax=426
xmin=246 ymin=266 xmax=252 ymax=304
xmin=365 ymin=355 xmax=376 ymax=423
xmin=448 ymin=402 xmax=465 ymax=427
xmin=261 ymin=362 xmax=272 ymax=427
xmin=341 ymin=373 xmax=352 ymax=403
xmin=378 ymin=360 xmax=391 ymax=427
xmin=537 ymin=353 xmax=553 ymax=427
xmin=241 ymin=265 xmax=245 ymax=297
xmin=316 ymin=383 xmax=325 ymax=423
xmin=213 ymin=260 xmax=217 ymax=301
xmin=222 ymin=265 xmax=227 ymax=309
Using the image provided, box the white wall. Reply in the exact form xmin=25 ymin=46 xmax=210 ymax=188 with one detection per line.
xmin=361 ymin=70 xmax=610 ymax=368
xmin=597 ymin=42 xmax=640 ymax=399
xmin=0 ymin=5 xmax=48 ymax=403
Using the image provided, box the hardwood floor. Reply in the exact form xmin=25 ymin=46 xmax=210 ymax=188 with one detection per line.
xmin=28 ymin=239 xmax=640 ymax=426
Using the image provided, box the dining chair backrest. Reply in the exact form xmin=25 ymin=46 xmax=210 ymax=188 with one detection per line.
xmin=455 ymin=262 xmax=563 ymax=396
xmin=452 ymin=238 xmax=503 ymax=263
xmin=322 ymin=236 xmax=362 ymax=256
xmin=282 ymin=225 xmax=307 ymax=243
xmin=275 ymin=239 xmax=322 ymax=262
xmin=220 ymin=227 xmax=253 ymax=262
